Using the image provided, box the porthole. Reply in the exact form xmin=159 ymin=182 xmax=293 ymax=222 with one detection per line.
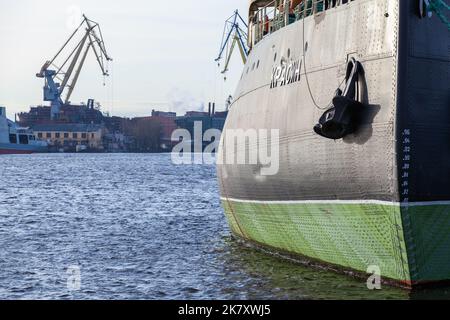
xmin=256 ymin=60 xmax=260 ymax=69
xmin=252 ymin=62 xmax=255 ymax=70
xmin=274 ymin=52 xmax=277 ymax=62
xmin=287 ymin=49 xmax=291 ymax=58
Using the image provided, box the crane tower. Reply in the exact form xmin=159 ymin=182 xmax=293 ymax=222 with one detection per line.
xmin=36 ymin=15 xmax=112 ymax=120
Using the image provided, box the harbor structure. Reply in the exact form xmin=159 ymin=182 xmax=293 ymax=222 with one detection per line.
xmin=18 ymin=106 xmax=181 ymax=153
xmin=11 ymin=14 xmax=113 ymax=154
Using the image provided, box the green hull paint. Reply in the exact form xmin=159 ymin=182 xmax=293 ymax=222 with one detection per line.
xmin=402 ymin=205 xmax=450 ymax=283
xmin=222 ymin=200 xmax=450 ymax=284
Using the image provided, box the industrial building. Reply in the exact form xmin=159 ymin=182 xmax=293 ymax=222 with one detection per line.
xmin=175 ymin=103 xmax=228 ymax=150
xmin=132 ymin=110 xmax=178 ymax=151
xmin=32 ymin=123 xmax=104 ymax=152
xmin=175 ymin=103 xmax=228 ymax=132
xmin=17 ymin=101 xmax=103 ymax=127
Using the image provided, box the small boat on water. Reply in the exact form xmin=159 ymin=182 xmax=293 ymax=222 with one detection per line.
xmin=0 ymin=106 xmax=48 ymax=154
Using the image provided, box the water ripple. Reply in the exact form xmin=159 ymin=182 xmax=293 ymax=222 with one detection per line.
xmin=0 ymin=154 xmax=448 ymax=300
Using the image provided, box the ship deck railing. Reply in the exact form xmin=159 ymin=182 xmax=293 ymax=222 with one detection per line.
xmin=250 ymin=0 xmax=357 ymax=47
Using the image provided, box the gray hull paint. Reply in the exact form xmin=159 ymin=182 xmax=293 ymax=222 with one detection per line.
xmin=218 ymin=0 xmax=450 ymax=203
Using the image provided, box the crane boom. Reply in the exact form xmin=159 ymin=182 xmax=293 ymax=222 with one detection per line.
xmin=65 ymin=42 xmax=91 ymax=104
xmin=88 ymin=34 xmax=108 ymax=76
xmin=60 ymin=33 xmax=89 ymax=92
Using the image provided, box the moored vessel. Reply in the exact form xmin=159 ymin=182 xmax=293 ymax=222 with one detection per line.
xmin=0 ymin=106 xmax=48 ymax=154
xmin=217 ymin=0 xmax=450 ymax=288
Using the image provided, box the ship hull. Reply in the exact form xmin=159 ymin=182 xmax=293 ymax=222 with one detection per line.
xmin=218 ymin=0 xmax=450 ymax=287
xmin=0 ymin=149 xmax=33 ymax=155
xmin=222 ymin=199 xmax=450 ymax=287
xmin=0 ymin=143 xmax=46 ymax=155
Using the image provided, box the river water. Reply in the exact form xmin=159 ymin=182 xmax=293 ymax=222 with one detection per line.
xmin=0 ymin=154 xmax=448 ymax=300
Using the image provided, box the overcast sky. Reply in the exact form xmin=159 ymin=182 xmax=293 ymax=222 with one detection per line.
xmin=0 ymin=0 xmax=248 ymax=119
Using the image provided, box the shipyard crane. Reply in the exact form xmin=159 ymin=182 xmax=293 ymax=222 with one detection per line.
xmin=36 ymin=15 xmax=112 ymax=120
xmin=215 ymin=10 xmax=249 ymax=79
